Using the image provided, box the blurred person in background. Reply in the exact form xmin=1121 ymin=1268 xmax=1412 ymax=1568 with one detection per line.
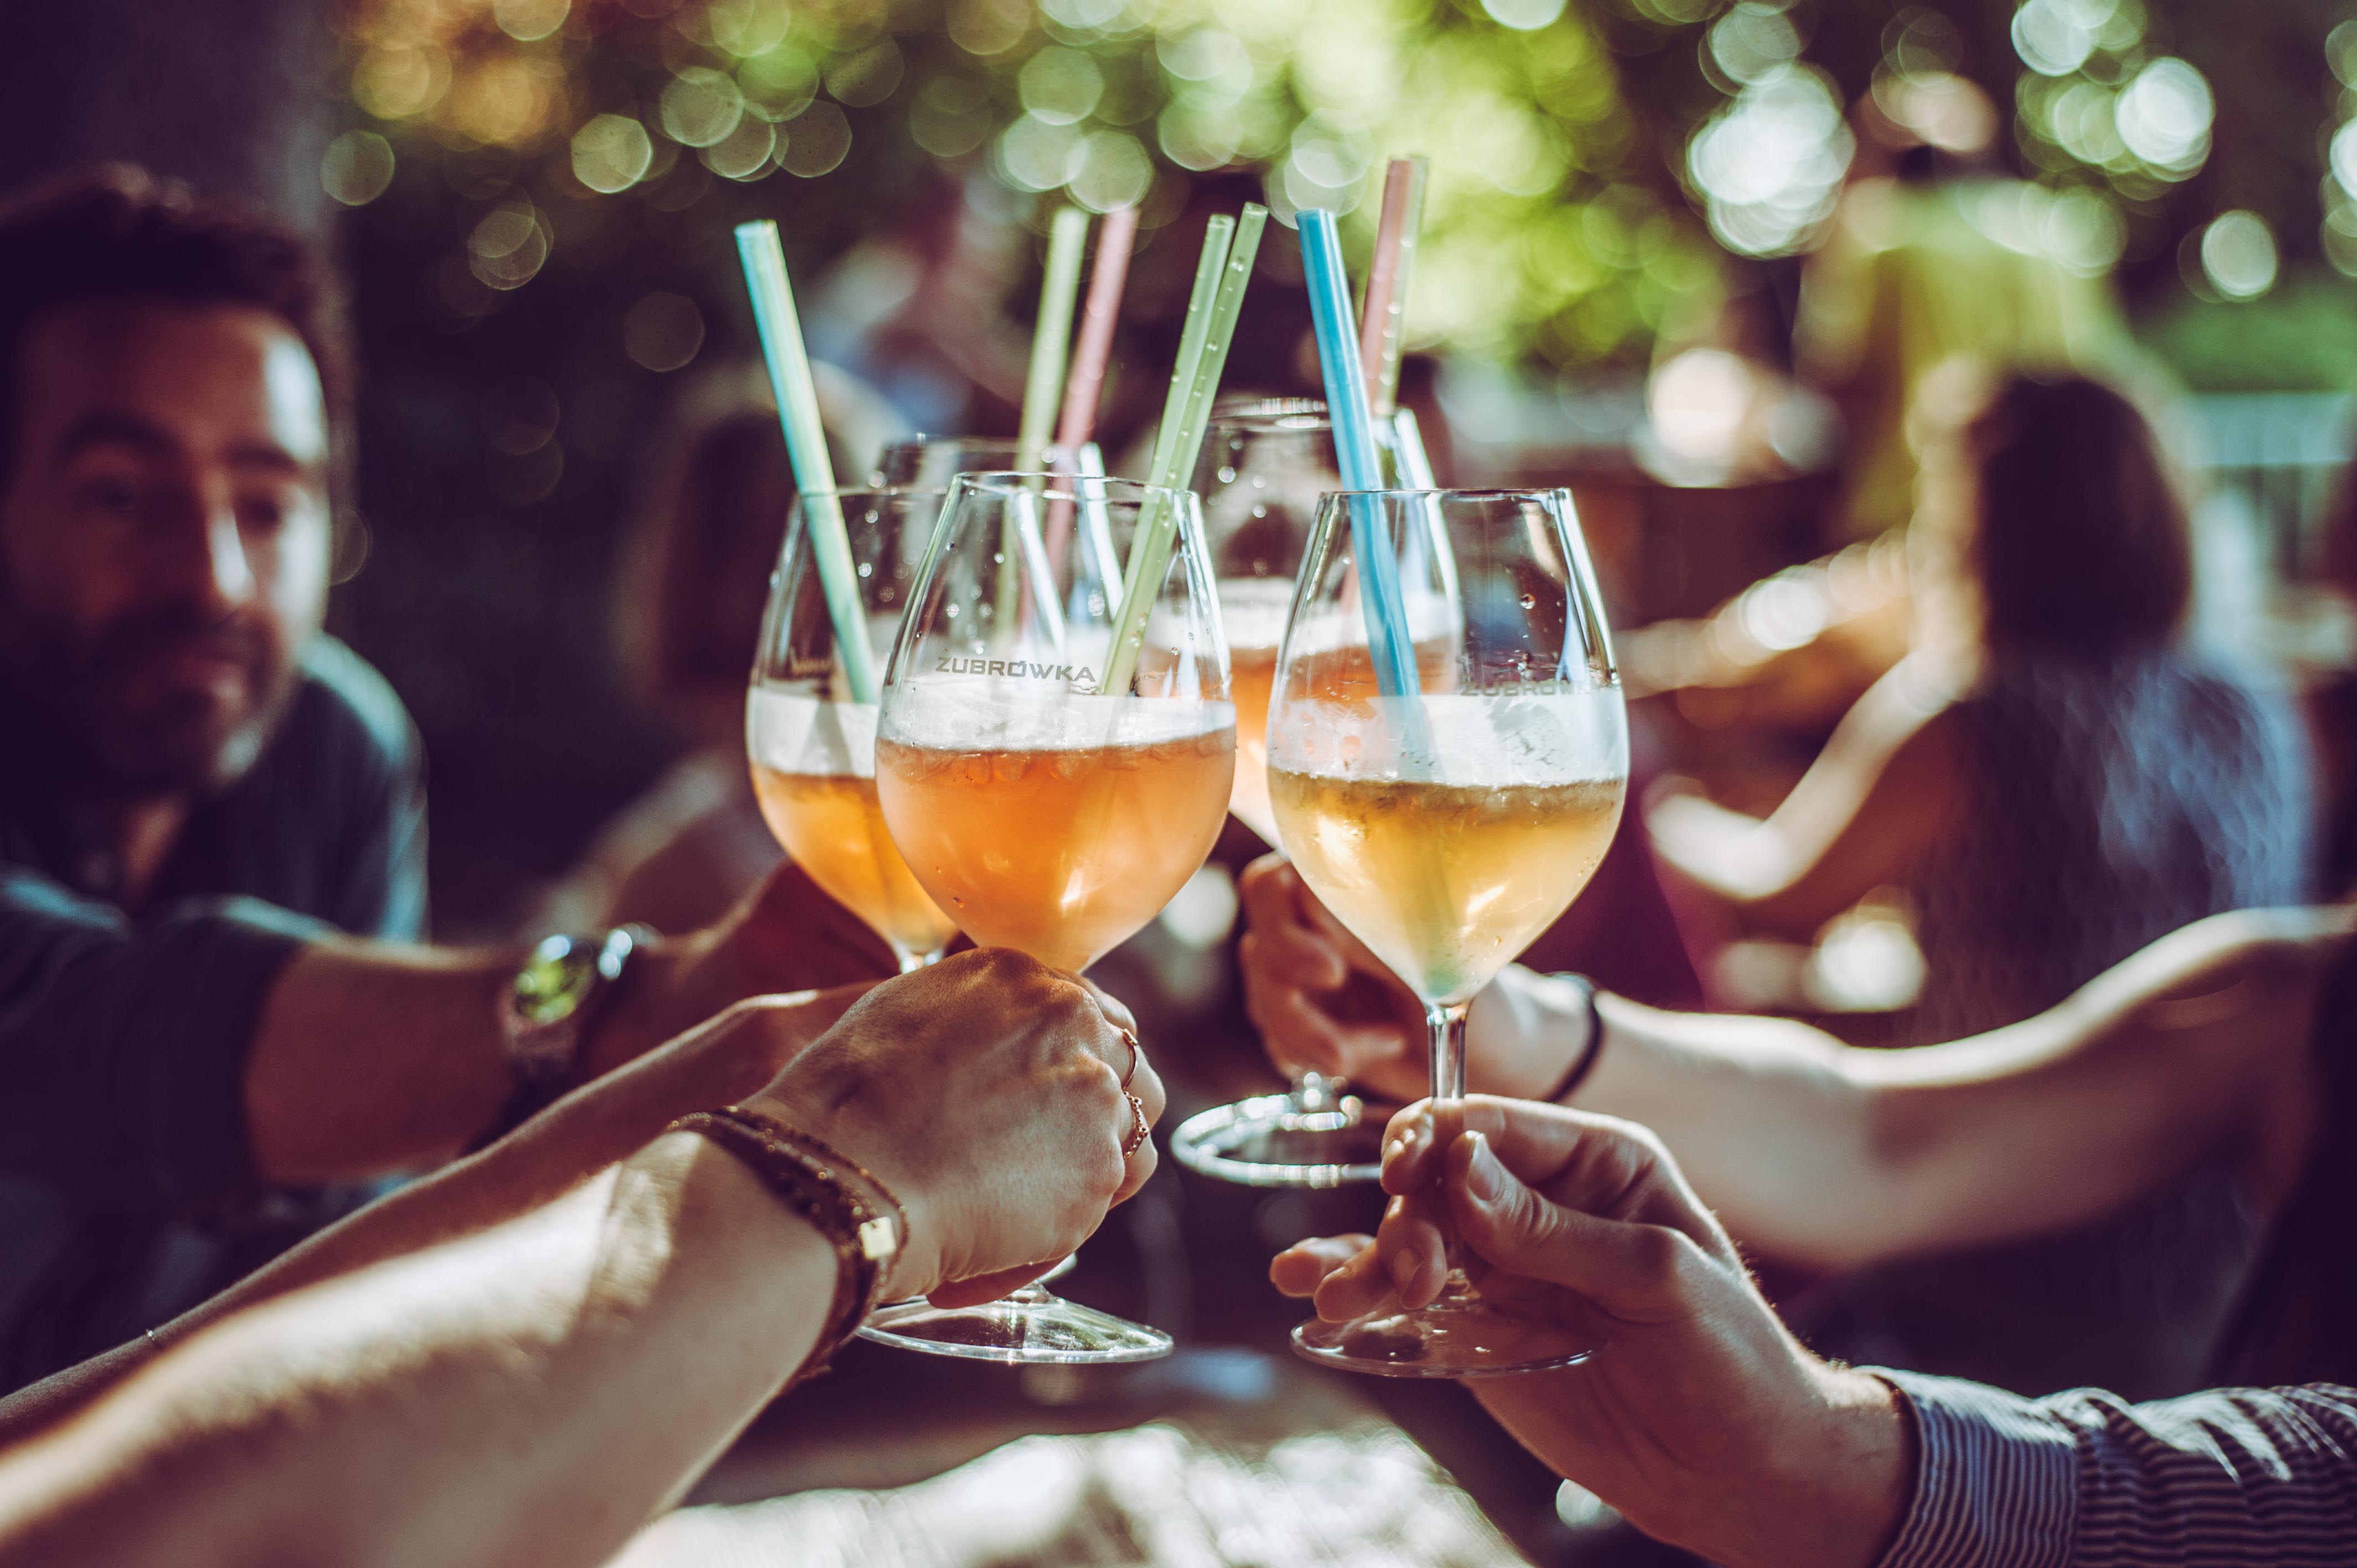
xmin=0 ymin=168 xmax=896 ymax=1395
xmin=1644 ymin=371 xmax=2310 ymax=1395
xmin=1265 ymin=899 xmax=2357 ymax=1564
xmin=0 ymin=952 xmax=1166 ymax=1565
xmin=1800 ymin=73 xmax=2147 ymax=543
xmin=1619 ymin=75 xmax=2158 ymax=742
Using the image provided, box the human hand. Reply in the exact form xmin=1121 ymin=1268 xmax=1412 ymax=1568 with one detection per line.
xmin=589 ymin=860 xmax=899 ymax=1077
xmin=746 ymin=949 xmax=1162 ymax=1304
xmin=1238 ymin=857 xmax=1586 ymax=1103
xmin=1270 ymin=1098 xmax=1910 ymax=1568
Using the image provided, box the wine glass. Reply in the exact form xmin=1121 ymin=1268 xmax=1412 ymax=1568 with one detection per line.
xmin=1169 ymin=399 xmax=1447 ymax=1189
xmin=748 ymin=489 xmax=961 ymax=973
xmin=868 ymin=470 xmax=1234 ymax=1363
xmin=1269 ymin=488 xmax=1627 ymax=1377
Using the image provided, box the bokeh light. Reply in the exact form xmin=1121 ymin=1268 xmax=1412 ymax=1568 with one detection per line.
xmin=1686 ymin=64 xmax=1853 ymax=257
xmin=2200 ymin=210 xmax=2279 ymax=301
xmin=623 ymin=292 xmax=708 ymax=372
xmin=321 ymin=131 xmax=397 ymax=207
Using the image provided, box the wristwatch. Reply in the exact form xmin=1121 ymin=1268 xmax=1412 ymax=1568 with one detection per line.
xmin=501 ymin=925 xmax=655 ymax=1106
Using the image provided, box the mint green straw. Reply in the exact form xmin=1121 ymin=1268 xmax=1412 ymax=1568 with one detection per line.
xmin=1018 ymin=207 xmax=1090 ymax=471
xmin=1099 ymin=206 xmax=1265 ymax=695
xmin=734 ymin=221 xmax=877 ymax=705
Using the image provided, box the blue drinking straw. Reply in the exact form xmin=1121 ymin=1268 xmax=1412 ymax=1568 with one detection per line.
xmin=1298 ymin=210 xmax=1418 ymax=703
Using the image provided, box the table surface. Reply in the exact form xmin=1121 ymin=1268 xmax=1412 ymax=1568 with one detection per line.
xmin=612 ymin=1354 xmax=1537 ymax=1568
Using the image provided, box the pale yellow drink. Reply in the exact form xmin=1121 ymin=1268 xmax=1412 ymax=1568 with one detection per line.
xmin=877 ymin=725 xmax=1234 ymax=974
xmin=748 ymin=687 xmax=958 ymax=966
xmin=1270 ymin=770 xmax=1621 ymax=1004
xmin=1267 ymin=685 xmax=1628 ymax=1009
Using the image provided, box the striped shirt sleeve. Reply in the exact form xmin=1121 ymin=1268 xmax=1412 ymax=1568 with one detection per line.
xmin=1874 ymin=1371 xmax=2357 ymax=1567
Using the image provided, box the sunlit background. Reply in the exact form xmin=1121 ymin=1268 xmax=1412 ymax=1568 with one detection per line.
xmin=14 ymin=0 xmax=2347 ymax=930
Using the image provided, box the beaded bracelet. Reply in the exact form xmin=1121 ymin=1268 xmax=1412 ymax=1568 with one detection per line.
xmin=668 ymin=1106 xmax=910 ymax=1381
xmin=1542 ymin=974 xmax=1605 ymax=1103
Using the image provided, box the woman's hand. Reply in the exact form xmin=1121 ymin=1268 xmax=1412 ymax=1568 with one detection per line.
xmin=748 ymin=948 xmax=1162 ymax=1304
xmin=1238 ymin=857 xmax=1587 ymax=1103
xmin=1269 ymin=1098 xmax=1912 ymax=1568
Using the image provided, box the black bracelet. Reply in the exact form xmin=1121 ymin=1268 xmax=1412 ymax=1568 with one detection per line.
xmin=1541 ymin=974 xmax=1604 ymax=1103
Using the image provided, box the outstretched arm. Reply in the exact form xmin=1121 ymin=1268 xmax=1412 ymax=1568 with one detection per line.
xmin=1272 ymin=1099 xmax=2357 ymax=1568
xmin=1570 ymin=906 xmax=2343 ymax=1267
xmin=1242 ymin=849 xmax=2348 ymax=1269
xmin=0 ymin=952 xmax=1162 ymax=1568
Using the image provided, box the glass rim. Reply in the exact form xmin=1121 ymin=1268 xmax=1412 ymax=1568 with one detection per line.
xmin=1206 ymin=396 xmax=1330 ymax=434
xmin=1315 ymin=486 xmax=1574 ymax=502
xmin=792 ymin=486 xmax=953 ymax=504
xmin=946 ymin=470 xmax=1195 ymax=502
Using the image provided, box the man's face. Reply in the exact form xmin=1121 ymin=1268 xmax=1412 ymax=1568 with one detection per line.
xmin=0 ymin=302 xmax=331 ymax=798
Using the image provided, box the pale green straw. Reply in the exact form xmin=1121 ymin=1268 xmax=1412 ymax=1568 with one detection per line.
xmin=1018 ymin=207 xmax=1090 ymax=471
xmin=1099 ymin=204 xmax=1268 ymax=697
xmin=734 ymin=220 xmax=876 ymax=705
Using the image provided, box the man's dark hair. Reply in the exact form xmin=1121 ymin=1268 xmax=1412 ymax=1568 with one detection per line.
xmin=1966 ymin=373 xmax=2192 ymax=657
xmin=0 ymin=164 xmax=351 ymax=503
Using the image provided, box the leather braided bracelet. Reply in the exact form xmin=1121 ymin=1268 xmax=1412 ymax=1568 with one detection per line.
xmin=667 ymin=1106 xmax=910 ymax=1382
xmin=1541 ymin=974 xmax=1605 ymax=1103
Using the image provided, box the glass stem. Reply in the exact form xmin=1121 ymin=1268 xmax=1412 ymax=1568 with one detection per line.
xmin=1428 ymin=999 xmax=1469 ymax=1102
xmin=1428 ymin=999 xmax=1472 ymax=1285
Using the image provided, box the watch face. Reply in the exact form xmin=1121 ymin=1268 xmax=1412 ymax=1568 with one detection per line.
xmin=514 ymin=937 xmax=598 ymax=1028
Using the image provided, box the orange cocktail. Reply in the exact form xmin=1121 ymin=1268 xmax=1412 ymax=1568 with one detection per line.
xmin=877 ymin=721 xmax=1233 ymax=973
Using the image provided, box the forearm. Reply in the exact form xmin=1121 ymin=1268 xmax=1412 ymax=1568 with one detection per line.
xmin=243 ymin=938 xmax=521 ymax=1183
xmin=1566 ymin=989 xmax=1892 ymax=1266
xmin=1555 ymin=909 xmax=2338 ymax=1268
xmin=1 ymin=994 xmax=842 ymax=1446
xmin=0 ymin=1136 xmax=832 ymax=1568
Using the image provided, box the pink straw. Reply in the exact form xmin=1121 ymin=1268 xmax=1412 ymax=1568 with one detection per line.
xmin=1356 ymin=158 xmax=1423 ymax=419
xmin=1054 ymin=204 xmax=1140 ymax=454
xmin=1046 ymin=205 xmax=1138 ymax=576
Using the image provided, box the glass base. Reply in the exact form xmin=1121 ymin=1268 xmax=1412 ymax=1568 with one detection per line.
xmin=1170 ymin=1092 xmax=1386 ymax=1187
xmin=858 ymin=1282 xmax=1174 ymax=1365
xmin=1289 ymin=1271 xmax=1601 ymax=1379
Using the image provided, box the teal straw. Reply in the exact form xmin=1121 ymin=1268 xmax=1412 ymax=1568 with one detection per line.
xmin=734 ymin=221 xmax=878 ymax=704
xmin=1298 ymin=210 xmax=1418 ymax=704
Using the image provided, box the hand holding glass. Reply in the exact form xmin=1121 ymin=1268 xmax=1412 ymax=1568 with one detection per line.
xmin=868 ymin=471 xmax=1234 ymax=1363
xmin=1270 ymin=487 xmax=1627 ymax=1377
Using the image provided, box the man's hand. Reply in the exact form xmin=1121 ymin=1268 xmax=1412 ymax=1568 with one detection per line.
xmin=749 ymin=950 xmax=1163 ymax=1304
xmin=588 ymin=859 xmax=899 ymax=1078
xmin=1238 ymin=857 xmax=1584 ymax=1103
xmin=1270 ymin=1098 xmax=1912 ymax=1568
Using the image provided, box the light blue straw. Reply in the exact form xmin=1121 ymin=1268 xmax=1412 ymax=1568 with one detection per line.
xmin=1298 ymin=210 xmax=1418 ymax=703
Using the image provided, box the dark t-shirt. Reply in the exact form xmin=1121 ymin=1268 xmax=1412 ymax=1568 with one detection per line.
xmin=0 ymin=636 xmax=425 ymax=1391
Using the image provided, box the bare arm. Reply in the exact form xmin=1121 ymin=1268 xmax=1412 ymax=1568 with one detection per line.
xmin=0 ymin=952 xmax=1161 ymax=1568
xmin=245 ymin=859 xmax=895 ymax=1185
xmin=0 ymin=990 xmax=862 ymax=1446
xmin=0 ymin=1141 xmax=835 ymax=1568
xmin=1644 ymin=654 xmax=1961 ymax=937
xmin=1563 ymin=906 xmax=2345 ymax=1267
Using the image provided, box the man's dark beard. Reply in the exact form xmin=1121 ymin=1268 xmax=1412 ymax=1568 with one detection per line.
xmin=0 ymin=599 xmax=300 ymax=802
